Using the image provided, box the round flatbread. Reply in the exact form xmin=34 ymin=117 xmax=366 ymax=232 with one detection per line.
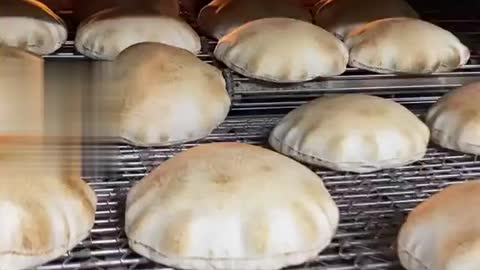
xmin=313 ymin=0 xmax=418 ymax=40
xmin=94 ymin=42 xmax=230 ymax=146
xmin=345 ymin=18 xmax=470 ymax=74
xmin=269 ymin=94 xmax=430 ymax=173
xmin=0 ymin=0 xmax=67 ymax=55
xmin=0 ymin=46 xmax=44 ymax=138
xmin=126 ymin=142 xmax=339 ymax=270
xmin=0 ymin=153 xmax=96 ymax=270
xmin=214 ymin=18 xmax=348 ymax=83
xmin=197 ymin=0 xmax=311 ymax=39
xmin=75 ymin=3 xmax=200 ymax=60
xmin=398 ymin=180 xmax=480 ymax=270
xmin=426 ymin=82 xmax=480 ymax=155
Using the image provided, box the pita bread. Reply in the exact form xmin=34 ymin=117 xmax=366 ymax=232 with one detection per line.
xmin=75 ymin=3 xmax=200 ymax=60
xmin=398 ymin=180 xmax=480 ymax=270
xmin=313 ymin=0 xmax=418 ymax=40
xmin=214 ymin=18 xmax=348 ymax=83
xmin=345 ymin=18 xmax=470 ymax=74
xmin=269 ymin=94 xmax=430 ymax=173
xmin=93 ymin=42 xmax=230 ymax=146
xmin=126 ymin=142 xmax=339 ymax=270
xmin=426 ymin=82 xmax=480 ymax=155
xmin=197 ymin=0 xmax=311 ymax=39
xmin=0 ymin=152 xmax=96 ymax=270
xmin=0 ymin=0 xmax=67 ymax=55
xmin=0 ymin=46 xmax=44 ymax=138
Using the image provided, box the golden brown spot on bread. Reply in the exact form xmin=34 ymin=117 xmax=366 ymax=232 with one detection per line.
xmin=460 ymin=108 xmax=480 ymax=121
xmin=155 ymin=62 xmax=182 ymax=74
xmin=161 ymin=211 xmax=192 ymax=255
xmin=213 ymin=173 xmax=230 ymax=185
xmin=259 ymin=165 xmax=272 ymax=172
xmin=20 ymin=200 xmax=52 ymax=251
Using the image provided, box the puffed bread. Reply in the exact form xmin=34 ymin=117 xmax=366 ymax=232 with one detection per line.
xmin=93 ymin=42 xmax=230 ymax=146
xmin=269 ymin=94 xmax=430 ymax=173
xmin=426 ymin=82 xmax=480 ymax=155
xmin=197 ymin=0 xmax=311 ymax=39
xmin=214 ymin=18 xmax=348 ymax=83
xmin=0 ymin=0 xmax=67 ymax=55
xmin=0 ymin=46 xmax=44 ymax=138
xmin=398 ymin=180 xmax=480 ymax=270
xmin=313 ymin=0 xmax=418 ymax=40
xmin=0 ymin=153 xmax=96 ymax=270
xmin=345 ymin=18 xmax=470 ymax=74
xmin=126 ymin=142 xmax=339 ymax=270
xmin=75 ymin=3 xmax=200 ymax=60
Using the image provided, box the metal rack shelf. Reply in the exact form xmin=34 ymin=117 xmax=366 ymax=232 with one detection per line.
xmin=29 ymin=103 xmax=479 ymax=265
xmin=33 ymin=113 xmax=480 ymax=270
xmin=44 ymin=18 xmax=480 ymax=115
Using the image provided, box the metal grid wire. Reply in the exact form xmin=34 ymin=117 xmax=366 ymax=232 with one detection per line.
xmin=33 ymin=114 xmax=480 ymax=270
xmin=27 ymin=3 xmax=480 ymax=270
xmin=44 ymin=17 xmax=480 ymax=115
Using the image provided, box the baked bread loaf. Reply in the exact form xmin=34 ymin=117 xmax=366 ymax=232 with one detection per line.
xmin=313 ymin=0 xmax=418 ymax=40
xmin=75 ymin=2 xmax=200 ymax=60
xmin=126 ymin=142 xmax=339 ymax=270
xmin=0 ymin=0 xmax=67 ymax=55
xmin=398 ymin=180 xmax=480 ymax=270
xmin=345 ymin=18 xmax=470 ymax=74
xmin=269 ymin=94 xmax=430 ymax=173
xmin=0 ymin=153 xmax=96 ymax=270
xmin=214 ymin=18 xmax=348 ymax=83
xmin=0 ymin=46 xmax=44 ymax=138
xmin=426 ymin=82 xmax=480 ymax=155
xmin=94 ymin=42 xmax=230 ymax=146
xmin=197 ymin=0 xmax=311 ymax=39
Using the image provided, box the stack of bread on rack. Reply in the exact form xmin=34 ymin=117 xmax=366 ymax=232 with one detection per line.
xmin=1 ymin=0 xmax=480 ymax=270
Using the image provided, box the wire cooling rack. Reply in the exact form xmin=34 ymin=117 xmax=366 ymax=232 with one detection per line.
xmin=30 ymin=113 xmax=479 ymax=270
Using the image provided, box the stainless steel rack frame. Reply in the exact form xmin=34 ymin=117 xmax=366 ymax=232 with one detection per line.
xmin=33 ymin=5 xmax=480 ymax=270
xmin=36 ymin=115 xmax=480 ymax=270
